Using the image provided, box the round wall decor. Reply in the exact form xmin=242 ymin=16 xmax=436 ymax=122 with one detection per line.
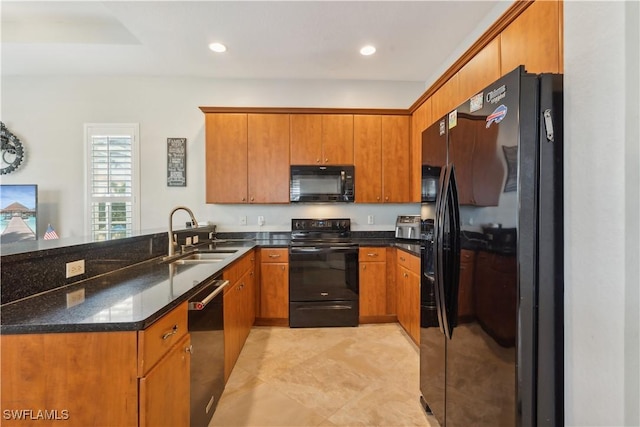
xmin=1 ymin=122 xmax=25 ymax=175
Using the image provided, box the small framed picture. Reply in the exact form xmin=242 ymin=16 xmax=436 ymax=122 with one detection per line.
xmin=167 ymin=138 xmax=187 ymax=187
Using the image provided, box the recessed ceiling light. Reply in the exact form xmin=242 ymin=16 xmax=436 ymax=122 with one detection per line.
xmin=360 ymin=45 xmax=376 ymax=56
xmin=209 ymin=42 xmax=227 ymax=53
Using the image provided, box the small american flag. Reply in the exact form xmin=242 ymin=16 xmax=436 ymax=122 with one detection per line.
xmin=43 ymin=224 xmax=59 ymax=240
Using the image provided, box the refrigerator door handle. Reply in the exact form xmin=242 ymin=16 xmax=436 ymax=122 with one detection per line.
xmin=434 ymin=164 xmax=449 ymax=336
xmin=444 ymin=165 xmax=461 ymax=339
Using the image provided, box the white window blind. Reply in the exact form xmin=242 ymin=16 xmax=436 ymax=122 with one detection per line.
xmin=85 ymin=124 xmax=139 ymax=241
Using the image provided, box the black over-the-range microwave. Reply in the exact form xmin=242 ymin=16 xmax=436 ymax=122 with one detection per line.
xmin=290 ymin=165 xmax=355 ymax=202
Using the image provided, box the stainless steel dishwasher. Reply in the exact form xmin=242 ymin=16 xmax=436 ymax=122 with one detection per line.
xmin=188 ymin=275 xmax=229 ymax=427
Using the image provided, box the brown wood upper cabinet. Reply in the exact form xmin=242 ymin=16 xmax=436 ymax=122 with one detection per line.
xmin=500 ymin=0 xmax=562 ymax=75
xmin=290 ymin=114 xmax=353 ymax=165
xmin=354 ymin=115 xmax=410 ymax=203
xmin=205 ymin=113 xmax=290 ymax=204
xmin=205 ymin=113 xmax=248 ymax=204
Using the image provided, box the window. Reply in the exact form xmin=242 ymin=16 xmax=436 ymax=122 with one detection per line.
xmin=85 ymin=124 xmax=139 ymax=241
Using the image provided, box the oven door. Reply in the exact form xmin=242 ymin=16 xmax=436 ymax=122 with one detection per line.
xmin=289 ymin=245 xmax=359 ymax=302
xmin=289 ymin=244 xmax=359 ymax=327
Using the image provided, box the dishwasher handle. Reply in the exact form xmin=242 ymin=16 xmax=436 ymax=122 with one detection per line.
xmin=189 ymin=279 xmax=229 ymax=310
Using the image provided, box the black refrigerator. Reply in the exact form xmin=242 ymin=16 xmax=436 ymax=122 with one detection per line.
xmin=419 ymin=66 xmax=563 ymax=427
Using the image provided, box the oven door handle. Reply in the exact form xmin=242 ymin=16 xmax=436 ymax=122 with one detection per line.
xmin=290 ymin=246 xmax=357 ymax=254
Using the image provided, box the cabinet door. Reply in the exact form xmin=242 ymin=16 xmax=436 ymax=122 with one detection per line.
xmin=411 ymin=99 xmax=432 ymax=202
xmin=458 ymin=37 xmax=501 ymax=102
xmin=248 ymin=114 xmax=290 ymax=203
xmin=431 ymin=74 xmax=460 ymax=123
xmin=321 ymin=115 xmax=354 ymax=164
xmin=139 ymin=333 xmax=191 ymax=427
xmin=205 ymin=113 xmax=248 ymax=203
xmin=238 ymin=268 xmax=255 ymax=345
xmin=290 ymin=114 xmax=322 ymax=164
xmin=224 ymin=282 xmax=242 ymax=382
xmin=354 ymin=115 xmax=382 ymax=203
xmin=382 ymin=115 xmax=410 ymax=203
xmin=359 ymin=261 xmax=387 ymax=317
xmin=408 ymin=269 xmax=421 ymax=344
xmin=501 ymin=0 xmax=561 ymax=74
xmin=396 ymin=266 xmax=410 ymax=334
xmin=260 ymin=263 xmax=289 ymax=319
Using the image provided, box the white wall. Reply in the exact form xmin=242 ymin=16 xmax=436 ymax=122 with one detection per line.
xmin=0 ymin=77 xmax=423 ymax=237
xmin=564 ymin=2 xmax=640 ymax=426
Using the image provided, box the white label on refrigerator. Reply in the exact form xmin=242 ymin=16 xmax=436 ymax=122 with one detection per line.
xmin=486 ymin=84 xmax=507 ymax=104
xmin=448 ymin=110 xmax=457 ymax=129
xmin=470 ymin=93 xmax=484 ymax=112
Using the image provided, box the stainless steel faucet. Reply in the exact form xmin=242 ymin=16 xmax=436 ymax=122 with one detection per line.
xmin=168 ymin=206 xmax=199 ymax=256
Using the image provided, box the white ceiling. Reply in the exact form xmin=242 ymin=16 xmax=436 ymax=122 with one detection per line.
xmin=1 ymin=1 xmax=513 ymax=83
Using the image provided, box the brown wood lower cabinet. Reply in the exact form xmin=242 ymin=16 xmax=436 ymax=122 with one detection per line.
xmin=139 ymin=333 xmax=191 ymax=427
xmin=256 ymin=248 xmax=289 ymax=326
xmin=358 ymin=247 xmax=395 ymax=323
xmin=396 ymin=250 xmax=420 ymax=345
xmin=0 ymin=303 xmax=190 ymax=427
xmin=223 ymin=250 xmax=256 ymax=382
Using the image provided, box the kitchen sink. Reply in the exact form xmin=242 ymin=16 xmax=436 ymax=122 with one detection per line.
xmin=166 ymin=249 xmax=239 ymax=265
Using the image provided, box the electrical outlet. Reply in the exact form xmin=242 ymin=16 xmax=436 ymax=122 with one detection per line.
xmin=258 ymin=216 xmax=265 ymax=226
xmin=193 ymin=235 xmax=199 ymax=244
xmin=367 ymin=215 xmax=374 ymax=225
xmin=66 ymin=260 xmax=85 ymax=278
xmin=239 ymin=216 xmax=247 ymax=225
xmin=66 ymin=288 xmax=85 ymax=308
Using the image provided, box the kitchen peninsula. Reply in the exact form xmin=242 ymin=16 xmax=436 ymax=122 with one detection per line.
xmin=0 ymin=227 xmax=420 ymax=426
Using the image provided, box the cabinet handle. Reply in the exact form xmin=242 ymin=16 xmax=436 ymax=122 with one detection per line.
xmin=316 ymin=159 xmax=320 ymax=163
xmin=250 ymin=196 xmax=254 ymax=202
xmin=241 ymin=197 xmax=246 ymax=202
xmin=367 ymin=253 xmax=378 ymax=257
xmin=400 ymin=256 xmax=406 ymax=262
xmin=250 ymin=271 xmax=254 ymax=276
xmin=363 ymin=265 xmax=367 ymax=270
xmin=404 ymin=272 xmax=409 ymax=278
xmin=385 ymin=196 xmax=389 ymax=201
xmin=281 ymin=265 xmax=285 ymax=271
xmin=376 ymin=196 xmax=380 ymax=201
xmin=162 ymin=325 xmax=178 ymax=340
xmin=186 ymin=345 xmax=193 ymax=354
xmin=324 ymin=158 xmax=329 ymax=163
xmin=269 ymin=254 xmax=281 ymax=258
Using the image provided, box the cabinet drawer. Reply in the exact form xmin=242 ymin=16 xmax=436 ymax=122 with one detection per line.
xmin=223 ymin=249 xmax=255 ymax=286
xmin=359 ymin=247 xmax=386 ymax=262
xmin=138 ymin=302 xmax=188 ymax=376
xmin=396 ymin=250 xmax=420 ymax=273
xmin=260 ymin=248 xmax=289 ymax=263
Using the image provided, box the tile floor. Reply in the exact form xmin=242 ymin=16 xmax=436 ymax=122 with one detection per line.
xmin=209 ymin=323 xmax=439 ymax=427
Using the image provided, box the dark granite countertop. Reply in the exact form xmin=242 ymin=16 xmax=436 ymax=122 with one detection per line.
xmin=0 ymin=243 xmax=257 ymax=335
xmin=1 ymin=236 xmax=423 ymax=335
